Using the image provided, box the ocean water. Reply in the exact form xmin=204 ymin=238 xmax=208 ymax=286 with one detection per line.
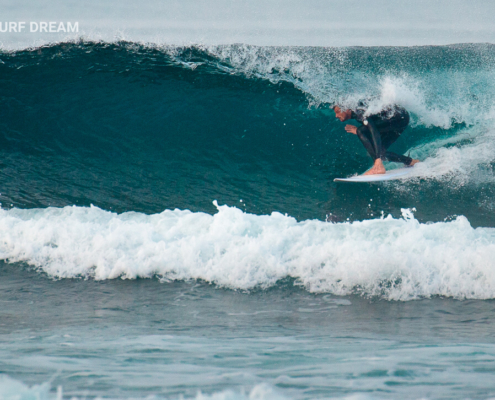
xmin=1 ymin=36 xmax=495 ymax=399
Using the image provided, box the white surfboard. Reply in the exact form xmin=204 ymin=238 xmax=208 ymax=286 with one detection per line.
xmin=334 ymin=167 xmax=414 ymax=182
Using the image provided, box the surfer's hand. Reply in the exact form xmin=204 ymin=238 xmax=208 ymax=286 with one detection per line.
xmin=345 ymin=125 xmax=358 ymax=135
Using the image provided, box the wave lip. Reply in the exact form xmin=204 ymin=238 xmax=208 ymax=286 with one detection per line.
xmin=1 ymin=203 xmax=494 ymax=301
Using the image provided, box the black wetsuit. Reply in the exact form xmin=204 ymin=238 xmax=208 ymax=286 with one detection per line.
xmin=351 ymin=105 xmax=413 ymax=165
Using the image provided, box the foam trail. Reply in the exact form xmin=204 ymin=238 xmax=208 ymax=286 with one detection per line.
xmin=1 ymin=204 xmax=494 ymax=300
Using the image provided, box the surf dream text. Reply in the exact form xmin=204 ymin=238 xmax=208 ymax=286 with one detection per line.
xmin=0 ymin=22 xmax=79 ymax=33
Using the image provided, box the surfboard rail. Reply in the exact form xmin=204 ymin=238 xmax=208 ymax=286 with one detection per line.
xmin=334 ymin=167 xmax=413 ymax=182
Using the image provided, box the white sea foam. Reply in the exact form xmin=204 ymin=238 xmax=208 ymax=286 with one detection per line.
xmin=194 ymin=384 xmax=287 ymax=400
xmin=0 ymin=375 xmax=286 ymax=400
xmin=0 ymin=375 xmax=60 ymax=400
xmin=406 ymin=127 xmax=495 ymax=184
xmin=1 ymin=203 xmax=494 ymax=301
xmin=360 ymin=77 xmax=453 ymax=128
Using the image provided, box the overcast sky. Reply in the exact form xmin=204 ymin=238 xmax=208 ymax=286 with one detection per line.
xmin=2 ymin=0 xmax=495 ymax=49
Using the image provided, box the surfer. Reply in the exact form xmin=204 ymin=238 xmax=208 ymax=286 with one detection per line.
xmin=333 ymin=104 xmax=420 ymax=175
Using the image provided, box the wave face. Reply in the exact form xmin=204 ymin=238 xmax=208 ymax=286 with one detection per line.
xmin=1 ymin=41 xmax=495 ymax=224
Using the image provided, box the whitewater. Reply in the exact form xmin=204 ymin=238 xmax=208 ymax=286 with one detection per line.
xmin=1 ymin=203 xmax=494 ymax=301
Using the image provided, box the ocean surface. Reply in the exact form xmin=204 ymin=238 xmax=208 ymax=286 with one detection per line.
xmin=1 ymin=39 xmax=495 ymax=399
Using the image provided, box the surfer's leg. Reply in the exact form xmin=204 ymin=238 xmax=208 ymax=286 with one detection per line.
xmin=381 ymin=128 xmax=419 ymax=166
xmin=364 ymin=110 xmax=417 ymax=169
xmin=366 ymin=119 xmax=385 ymax=159
xmin=356 ymin=126 xmax=378 ymax=160
xmin=360 ymin=119 xmax=386 ymax=174
xmin=356 ymin=124 xmax=386 ymax=175
xmin=384 ymin=151 xmax=414 ymax=165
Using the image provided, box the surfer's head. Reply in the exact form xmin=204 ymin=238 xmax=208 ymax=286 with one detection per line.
xmin=333 ymin=106 xmax=352 ymax=122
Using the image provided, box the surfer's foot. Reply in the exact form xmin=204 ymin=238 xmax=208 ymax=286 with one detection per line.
xmin=363 ymin=159 xmax=386 ymax=175
xmin=408 ymin=159 xmax=420 ymax=167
